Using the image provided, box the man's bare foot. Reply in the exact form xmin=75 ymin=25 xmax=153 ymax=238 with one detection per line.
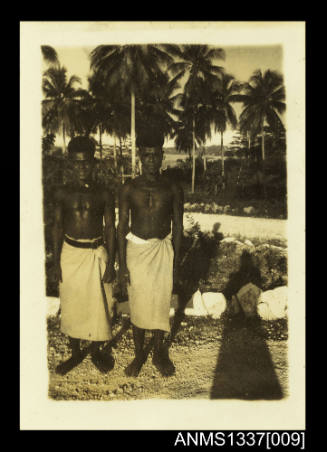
xmin=124 ymin=356 xmax=145 ymax=377
xmin=152 ymin=350 xmax=175 ymax=377
xmin=55 ymin=349 xmax=87 ymax=375
xmin=91 ymin=349 xmax=115 ymax=373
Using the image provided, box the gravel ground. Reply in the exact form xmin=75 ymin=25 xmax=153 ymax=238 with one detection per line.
xmin=48 ymin=314 xmax=288 ymax=401
xmin=184 ymin=213 xmax=287 ymax=240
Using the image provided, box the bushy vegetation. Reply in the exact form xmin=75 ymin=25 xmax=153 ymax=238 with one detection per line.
xmin=164 ymin=154 xmax=287 ymax=218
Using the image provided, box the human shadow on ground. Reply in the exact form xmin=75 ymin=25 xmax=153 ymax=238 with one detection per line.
xmin=210 ymin=315 xmax=283 ymax=400
xmin=166 ymin=223 xmax=223 ymax=346
xmin=210 ymin=251 xmax=283 ymax=400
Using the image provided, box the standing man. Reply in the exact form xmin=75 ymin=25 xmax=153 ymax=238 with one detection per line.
xmin=52 ymin=136 xmax=116 ymax=375
xmin=118 ymin=128 xmax=184 ymax=377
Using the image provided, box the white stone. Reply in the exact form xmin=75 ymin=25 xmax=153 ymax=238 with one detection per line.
xmin=46 ymin=297 xmax=60 ymax=317
xmin=192 ymin=290 xmax=208 ymax=316
xmin=258 ymin=286 xmax=288 ymax=320
xmin=244 ymin=239 xmax=254 ymax=247
xmin=221 ymin=236 xmax=236 ymax=243
xmin=243 ymin=206 xmax=255 ymax=214
xmin=257 ymin=302 xmax=277 ymax=321
xmin=202 ymin=292 xmax=227 ymax=319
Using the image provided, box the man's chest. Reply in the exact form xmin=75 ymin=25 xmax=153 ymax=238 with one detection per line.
xmin=64 ymin=192 xmax=103 ymax=214
xmin=131 ymin=186 xmax=172 ymax=210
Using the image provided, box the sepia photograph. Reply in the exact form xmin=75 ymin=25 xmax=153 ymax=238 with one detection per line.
xmin=20 ymin=21 xmax=305 ymax=431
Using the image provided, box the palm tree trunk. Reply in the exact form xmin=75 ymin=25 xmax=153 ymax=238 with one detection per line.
xmin=131 ymin=88 xmax=136 ymax=178
xmin=261 ymin=125 xmax=266 ymax=198
xmin=261 ymin=125 xmax=265 ymax=161
xmin=119 ymin=137 xmax=123 ymax=159
xmin=192 ymin=117 xmax=196 ymax=193
xmin=113 ymin=134 xmax=117 ymax=169
xmin=203 ymin=146 xmax=207 ymax=173
xmin=247 ymin=132 xmax=251 ymax=162
xmin=221 ymin=131 xmax=224 ymax=177
xmin=221 ymin=131 xmax=226 ymax=191
xmin=62 ymin=123 xmax=66 ymax=154
xmin=99 ymin=126 xmax=103 ymax=160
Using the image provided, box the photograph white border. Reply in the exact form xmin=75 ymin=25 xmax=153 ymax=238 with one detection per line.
xmin=20 ymin=21 xmax=305 ymax=430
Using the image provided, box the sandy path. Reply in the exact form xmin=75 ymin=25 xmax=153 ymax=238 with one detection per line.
xmin=184 ymin=213 xmax=287 ymax=240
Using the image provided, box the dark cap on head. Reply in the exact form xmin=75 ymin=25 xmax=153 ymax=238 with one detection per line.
xmin=67 ymin=136 xmax=96 ymax=157
xmin=136 ymin=126 xmax=164 ymax=149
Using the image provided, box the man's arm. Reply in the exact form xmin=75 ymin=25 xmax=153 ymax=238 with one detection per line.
xmin=171 ymin=182 xmax=184 ymax=292
xmin=102 ymin=188 xmax=116 ymax=283
xmin=117 ymin=182 xmax=131 ymax=291
xmin=52 ymin=188 xmax=65 ymax=283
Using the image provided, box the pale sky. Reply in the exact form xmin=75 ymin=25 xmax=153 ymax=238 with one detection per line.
xmin=47 ymin=45 xmax=283 ymax=148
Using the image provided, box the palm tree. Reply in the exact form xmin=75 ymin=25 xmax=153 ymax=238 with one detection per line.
xmin=166 ymin=45 xmax=225 ymax=192
xmin=136 ymin=70 xmax=184 ymax=139
xmin=90 ymin=45 xmax=173 ymax=177
xmin=238 ymin=69 xmax=286 ymax=163
xmin=42 ymin=65 xmax=82 ymax=153
xmin=41 ymin=45 xmax=59 ymax=66
xmin=173 ymin=93 xmax=210 ymax=193
xmin=209 ymin=73 xmax=242 ymax=185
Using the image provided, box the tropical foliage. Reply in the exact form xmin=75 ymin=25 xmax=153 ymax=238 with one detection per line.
xmin=238 ymin=69 xmax=286 ymax=162
xmin=89 ymin=45 xmax=174 ymax=176
xmin=42 ymin=65 xmax=83 ymax=153
xmin=41 ymin=46 xmax=286 ymax=197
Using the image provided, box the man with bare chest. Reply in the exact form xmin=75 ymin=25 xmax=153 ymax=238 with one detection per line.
xmin=118 ymin=129 xmax=184 ymax=377
xmin=53 ymin=136 xmax=116 ymax=375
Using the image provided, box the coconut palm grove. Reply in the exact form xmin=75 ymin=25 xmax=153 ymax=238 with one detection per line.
xmin=42 ymin=44 xmax=286 ymax=196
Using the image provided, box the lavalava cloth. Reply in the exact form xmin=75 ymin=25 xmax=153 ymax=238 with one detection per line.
xmin=59 ymin=235 xmax=114 ymax=341
xmin=126 ymin=232 xmax=174 ymax=332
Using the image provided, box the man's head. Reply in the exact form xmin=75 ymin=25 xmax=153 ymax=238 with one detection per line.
xmin=136 ymin=127 xmax=164 ymax=176
xmin=67 ymin=136 xmax=96 ymax=183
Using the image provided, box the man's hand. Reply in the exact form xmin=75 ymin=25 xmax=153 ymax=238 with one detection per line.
xmin=173 ymin=265 xmax=181 ymax=294
xmin=53 ymin=262 xmax=63 ymax=284
xmin=119 ymin=267 xmax=130 ymax=296
xmin=102 ymin=264 xmax=116 ymax=284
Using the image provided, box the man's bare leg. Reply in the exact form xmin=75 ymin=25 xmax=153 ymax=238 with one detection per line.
xmin=125 ymin=325 xmax=146 ymax=377
xmin=90 ymin=340 xmax=115 ymax=373
xmin=152 ymin=330 xmax=175 ymax=376
xmin=55 ymin=337 xmax=86 ymax=375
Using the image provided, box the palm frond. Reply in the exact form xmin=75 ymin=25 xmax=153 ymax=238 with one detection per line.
xmin=206 ymin=47 xmax=226 ymax=61
xmin=266 ymin=109 xmax=285 ymax=133
xmin=160 ymin=44 xmax=184 ymax=59
xmin=89 ymin=45 xmax=119 ymax=69
xmin=41 ymin=45 xmax=58 ymax=64
xmin=168 ymin=61 xmax=189 ymax=76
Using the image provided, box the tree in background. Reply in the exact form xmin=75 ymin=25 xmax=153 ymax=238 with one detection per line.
xmin=136 ymin=70 xmax=183 ymax=140
xmin=167 ymin=45 xmax=225 ymax=193
xmin=208 ymin=72 xmax=242 ymax=187
xmin=90 ymin=45 xmax=173 ymax=177
xmin=42 ymin=65 xmax=82 ymax=153
xmin=41 ymin=45 xmax=59 ymax=67
xmin=173 ymin=88 xmax=211 ymax=193
xmin=239 ymin=69 xmax=286 ymax=163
